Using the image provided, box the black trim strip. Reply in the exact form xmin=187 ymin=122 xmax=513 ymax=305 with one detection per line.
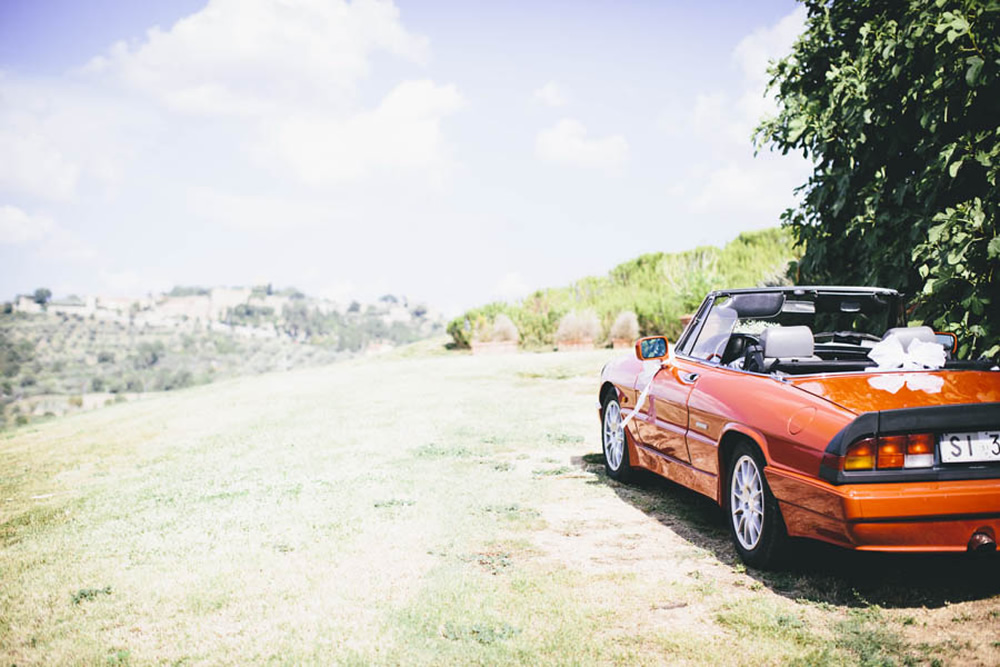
xmin=819 ymin=402 xmax=1000 ymax=484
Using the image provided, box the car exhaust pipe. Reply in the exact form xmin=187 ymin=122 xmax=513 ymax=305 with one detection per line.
xmin=968 ymin=528 xmax=997 ymax=553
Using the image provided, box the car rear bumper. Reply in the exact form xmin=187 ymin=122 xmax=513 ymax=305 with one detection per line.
xmin=768 ymin=469 xmax=1000 ymax=551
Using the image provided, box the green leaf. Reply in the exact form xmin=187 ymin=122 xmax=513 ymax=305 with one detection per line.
xmin=966 ymin=56 xmax=984 ymax=86
xmin=949 ymin=159 xmax=964 ymax=178
xmin=988 ymin=237 xmax=1000 ymax=259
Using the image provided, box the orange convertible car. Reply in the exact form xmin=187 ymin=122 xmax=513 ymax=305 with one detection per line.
xmin=598 ymin=286 xmax=1000 ymax=568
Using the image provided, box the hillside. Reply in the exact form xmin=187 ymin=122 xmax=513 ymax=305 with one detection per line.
xmin=448 ymin=228 xmax=798 ymax=349
xmin=0 ymin=288 xmax=443 ymax=429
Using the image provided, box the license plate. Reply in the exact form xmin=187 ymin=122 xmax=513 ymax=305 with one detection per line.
xmin=940 ymin=430 xmax=1000 ymax=463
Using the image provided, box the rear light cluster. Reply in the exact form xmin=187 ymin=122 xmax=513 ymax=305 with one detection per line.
xmin=843 ymin=433 xmax=935 ymax=471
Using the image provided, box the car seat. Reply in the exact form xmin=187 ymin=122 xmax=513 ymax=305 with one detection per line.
xmin=759 ymin=325 xmax=821 ymax=372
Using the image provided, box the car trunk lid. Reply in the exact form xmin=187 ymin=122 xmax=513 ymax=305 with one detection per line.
xmin=787 ymin=370 xmax=1000 ymax=414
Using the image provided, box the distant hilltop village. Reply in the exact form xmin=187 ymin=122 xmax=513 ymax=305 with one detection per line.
xmin=8 ymin=286 xmax=440 ymax=344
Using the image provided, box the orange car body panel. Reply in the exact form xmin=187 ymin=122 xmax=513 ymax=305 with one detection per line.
xmin=600 ymin=354 xmax=1000 ymax=553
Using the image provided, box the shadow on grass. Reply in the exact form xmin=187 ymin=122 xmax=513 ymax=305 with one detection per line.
xmin=574 ymin=453 xmax=1000 ymax=610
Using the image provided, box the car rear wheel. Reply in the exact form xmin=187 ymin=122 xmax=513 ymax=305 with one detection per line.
xmin=727 ymin=442 xmax=786 ymax=569
xmin=602 ymin=395 xmax=632 ymax=482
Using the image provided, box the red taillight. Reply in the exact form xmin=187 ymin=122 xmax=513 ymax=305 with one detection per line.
xmin=845 ymin=438 xmax=876 ymax=470
xmin=877 ymin=435 xmax=906 ymax=469
xmin=842 ymin=433 xmax=935 ymax=472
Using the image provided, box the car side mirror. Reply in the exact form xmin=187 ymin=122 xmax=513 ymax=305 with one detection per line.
xmin=635 ymin=336 xmax=669 ymax=361
xmin=934 ymin=331 xmax=958 ymax=354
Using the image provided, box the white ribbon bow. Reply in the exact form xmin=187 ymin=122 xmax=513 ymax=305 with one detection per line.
xmin=867 ymin=336 xmax=945 ymax=370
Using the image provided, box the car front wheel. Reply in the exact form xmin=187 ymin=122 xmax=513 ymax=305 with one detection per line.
xmin=727 ymin=442 xmax=786 ymax=569
xmin=602 ymin=396 xmax=631 ymax=482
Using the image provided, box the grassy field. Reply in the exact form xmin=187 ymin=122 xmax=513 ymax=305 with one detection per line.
xmin=2 ymin=341 xmax=999 ymax=665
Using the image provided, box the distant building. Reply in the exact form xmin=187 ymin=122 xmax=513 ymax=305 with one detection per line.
xmin=13 ymin=296 xmax=43 ymax=314
xmin=210 ymin=287 xmax=252 ymax=321
xmin=96 ymin=296 xmax=147 ymax=316
xmin=155 ymin=294 xmax=212 ymax=322
xmin=48 ymin=295 xmax=96 ymax=317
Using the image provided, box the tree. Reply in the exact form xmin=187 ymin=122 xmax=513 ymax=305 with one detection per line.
xmin=33 ymin=288 xmax=52 ymax=305
xmin=757 ymin=0 xmax=1000 ymax=359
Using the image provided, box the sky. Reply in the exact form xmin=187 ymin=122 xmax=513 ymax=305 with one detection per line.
xmin=0 ymin=0 xmax=810 ymax=314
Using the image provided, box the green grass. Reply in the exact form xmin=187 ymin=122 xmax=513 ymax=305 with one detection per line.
xmin=0 ymin=345 xmax=997 ymax=664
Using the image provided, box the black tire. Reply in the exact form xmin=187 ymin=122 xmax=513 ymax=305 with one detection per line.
xmin=726 ymin=441 xmax=787 ymax=569
xmin=601 ymin=394 xmax=632 ymax=482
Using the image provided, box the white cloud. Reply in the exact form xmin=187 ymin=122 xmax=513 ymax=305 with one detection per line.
xmin=536 ymin=118 xmax=628 ymax=170
xmin=98 ymin=269 xmax=170 ymax=295
xmin=0 ymin=76 xmax=162 ymax=205
xmin=0 ymin=0 xmax=465 ymax=206
xmin=534 ymin=82 xmax=568 ymax=108
xmin=493 ymin=272 xmax=530 ymax=302
xmin=0 ymin=204 xmax=95 ymax=262
xmin=688 ymin=159 xmax=803 ymax=217
xmin=187 ymin=186 xmax=339 ymax=232
xmin=687 ymin=6 xmax=807 ymax=148
xmin=0 ymin=205 xmax=54 ymax=243
xmin=35 ymin=226 xmax=98 ymax=262
xmin=86 ymin=0 xmax=429 ymax=117
xmin=679 ymin=7 xmax=811 ymax=221
xmin=0 ymin=124 xmax=79 ymax=201
xmin=264 ymin=79 xmax=464 ymax=185
xmin=732 ymin=6 xmax=807 ymax=91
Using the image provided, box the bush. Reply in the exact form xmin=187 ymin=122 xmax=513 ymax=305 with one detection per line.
xmin=134 ymin=341 xmax=165 ymax=369
xmin=68 ymin=395 xmax=83 ymax=408
xmin=609 ymin=311 xmax=639 ymax=342
xmin=491 ymin=314 xmax=519 ymax=343
xmin=91 ymin=377 xmax=105 ymax=392
xmin=448 ymin=229 xmax=796 ymax=349
xmin=555 ymin=310 xmax=601 ymax=343
xmin=157 ymin=369 xmax=194 ymax=391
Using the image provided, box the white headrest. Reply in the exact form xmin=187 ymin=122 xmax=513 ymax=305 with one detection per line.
xmin=761 ymin=325 xmax=814 ymax=359
xmin=882 ymin=326 xmax=936 ymax=352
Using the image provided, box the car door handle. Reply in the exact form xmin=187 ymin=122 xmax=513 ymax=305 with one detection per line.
xmin=678 ymin=372 xmax=699 ymax=385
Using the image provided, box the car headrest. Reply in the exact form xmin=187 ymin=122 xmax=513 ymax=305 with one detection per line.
xmin=760 ymin=325 xmax=814 ymax=359
xmin=881 ymin=326 xmax=936 ymax=352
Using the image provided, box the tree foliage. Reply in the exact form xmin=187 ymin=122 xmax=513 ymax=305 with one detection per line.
xmin=757 ymin=0 xmax=1000 ymax=359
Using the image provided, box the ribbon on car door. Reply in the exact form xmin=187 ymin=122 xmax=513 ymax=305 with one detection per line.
xmin=620 ymin=352 xmax=673 ymax=430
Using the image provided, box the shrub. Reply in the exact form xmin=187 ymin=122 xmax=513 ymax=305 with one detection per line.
xmin=134 ymin=341 xmax=165 ymax=369
xmin=609 ymin=311 xmax=639 ymax=342
xmin=555 ymin=310 xmax=601 ymax=343
xmin=491 ymin=314 xmax=519 ymax=343
xmin=448 ymin=229 xmax=796 ymax=349
xmin=68 ymin=395 xmax=83 ymax=408
xmin=91 ymin=377 xmax=105 ymax=392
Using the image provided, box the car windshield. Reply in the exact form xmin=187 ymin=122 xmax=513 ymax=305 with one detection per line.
xmin=685 ymin=289 xmax=903 ymax=365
